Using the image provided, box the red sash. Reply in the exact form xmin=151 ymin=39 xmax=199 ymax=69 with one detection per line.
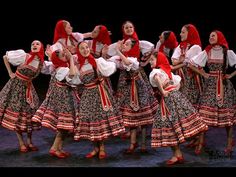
xmin=15 ymin=71 xmax=34 ymax=108
xmin=160 ymin=85 xmax=177 ymax=121
xmin=209 ymin=71 xmax=224 ymax=107
xmin=84 ymin=78 xmax=112 ymax=111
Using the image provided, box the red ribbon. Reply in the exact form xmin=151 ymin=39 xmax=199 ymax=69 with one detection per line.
xmin=15 ymin=71 xmax=34 ymax=108
xmin=209 ymin=71 xmax=224 ymax=107
xmin=160 ymin=85 xmax=176 ymax=120
xmin=84 ymin=78 xmax=112 ymax=111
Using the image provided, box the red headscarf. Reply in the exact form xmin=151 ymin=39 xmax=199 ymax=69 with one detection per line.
xmin=50 ymin=51 xmax=69 ymax=69
xmin=159 ymin=31 xmax=178 ymax=52
xmin=205 ymin=30 xmax=229 ymax=53
xmin=180 ymin=24 xmax=202 ymax=51
xmin=155 ymin=52 xmax=172 ymax=79
xmin=122 ymin=21 xmax=140 ymax=58
xmin=77 ymin=42 xmax=97 ymax=70
xmin=26 ymin=41 xmax=45 ymax=65
xmin=92 ymin=25 xmax=111 ymax=53
xmin=53 ymin=20 xmax=78 ymax=44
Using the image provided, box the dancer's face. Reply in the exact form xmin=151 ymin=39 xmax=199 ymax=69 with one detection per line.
xmin=149 ymin=55 xmax=157 ymax=68
xmin=65 ymin=21 xmax=73 ymax=35
xmin=121 ymin=39 xmax=132 ymax=52
xmin=78 ymin=42 xmax=90 ymax=57
xmin=209 ymin=32 xmax=218 ymax=45
xmin=159 ymin=32 xmax=165 ymax=44
xmin=180 ymin=26 xmax=188 ymax=41
xmin=91 ymin=26 xmax=100 ymax=38
xmin=123 ymin=22 xmax=134 ymax=36
xmin=31 ymin=40 xmax=41 ymax=53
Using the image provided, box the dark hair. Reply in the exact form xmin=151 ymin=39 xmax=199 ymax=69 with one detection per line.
xmin=55 ymin=50 xmax=60 ymax=57
xmin=222 ymin=46 xmax=228 ymax=77
xmin=151 ymin=50 xmax=158 ymax=58
xmin=77 ymin=41 xmax=89 ymax=51
xmin=168 ymin=50 xmax=174 ymax=65
xmin=162 ymin=31 xmax=173 ymax=64
xmin=183 ymin=24 xmax=190 ymax=31
xmin=130 ymin=38 xmax=137 ymax=47
xmin=163 ymin=31 xmax=171 ymax=41
xmin=77 ymin=41 xmax=84 ymax=48
xmin=122 ymin=20 xmax=134 ymax=29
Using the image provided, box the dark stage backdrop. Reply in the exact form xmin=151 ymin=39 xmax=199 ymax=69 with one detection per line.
xmin=1 ymin=1 xmax=235 ymax=93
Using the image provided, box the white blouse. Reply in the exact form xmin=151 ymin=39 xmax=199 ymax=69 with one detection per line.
xmin=55 ymin=67 xmax=81 ymax=86
xmin=6 ymin=49 xmax=40 ymax=69
xmin=149 ymin=69 xmax=181 ymax=90
xmin=86 ymin=40 xmax=104 ymax=54
xmin=190 ymin=47 xmax=236 ymax=68
xmin=140 ymin=40 xmax=154 ymax=55
xmin=73 ymin=56 xmax=117 ymax=77
xmin=71 ymin=32 xmax=84 ymax=43
xmin=108 ymin=40 xmax=154 ymax=57
xmin=107 ymin=55 xmax=139 ymax=71
xmin=41 ymin=61 xmax=55 ymax=75
xmin=50 ymin=42 xmax=63 ymax=53
xmin=6 ymin=49 xmax=27 ymax=66
xmin=58 ymin=32 xmax=84 ymax=46
xmin=96 ymin=57 xmax=117 ymax=76
xmin=6 ymin=49 xmax=58 ymax=75
xmin=107 ymin=42 xmax=118 ymax=56
xmin=49 ymin=32 xmax=84 ymax=54
xmin=171 ymin=44 xmax=202 ymax=64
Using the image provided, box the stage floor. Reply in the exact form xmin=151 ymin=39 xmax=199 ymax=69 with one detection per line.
xmin=0 ymin=126 xmax=235 ymax=167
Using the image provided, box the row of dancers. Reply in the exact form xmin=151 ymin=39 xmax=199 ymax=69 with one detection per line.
xmin=0 ymin=20 xmax=236 ymax=165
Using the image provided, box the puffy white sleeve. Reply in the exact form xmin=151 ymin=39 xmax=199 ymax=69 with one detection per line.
xmin=107 ymin=42 xmax=118 ymax=56
xmin=95 ymin=43 xmax=104 ymax=53
xmin=149 ymin=69 xmax=168 ymax=87
xmin=73 ymin=32 xmax=84 ymax=42
xmin=55 ymin=67 xmax=70 ymax=81
xmin=66 ymin=74 xmax=82 ymax=86
xmin=189 ymin=50 xmax=208 ymax=67
xmin=122 ymin=57 xmax=139 ymax=71
xmin=46 ymin=42 xmax=64 ymax=61
xmin=6 ymin=49 xmax=27 ymax=66
xmin=72 ymin=55 xmax=79 ymax=66
xmin=185 ymin=45 xmax=202 ymax=63
xmin=107 ymin=55 xmax=122 ymax=68
xmin=139 ymin=40 xmax=154 ymax=55
xmin=171 ymin=73 xmax=181 ymax=90
xmin=96 ymin=57 xmax=117 ymax=77
xmin=227 ymin=50 xmax=236 ymax=67
xmin=149 ymin=69 xmax=181 ymax=90
xmin=171 ymin=45 xmax=181 ymax=61
xmin=41 ymin=61 xmax=55 ymax=75
xmin=155 ymin=40 xmax=161 ymax=51
xmin=56 ymin=67 xmax=81 ymax=85
xmin=51 ymin=42 xmax=63 ymax=52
